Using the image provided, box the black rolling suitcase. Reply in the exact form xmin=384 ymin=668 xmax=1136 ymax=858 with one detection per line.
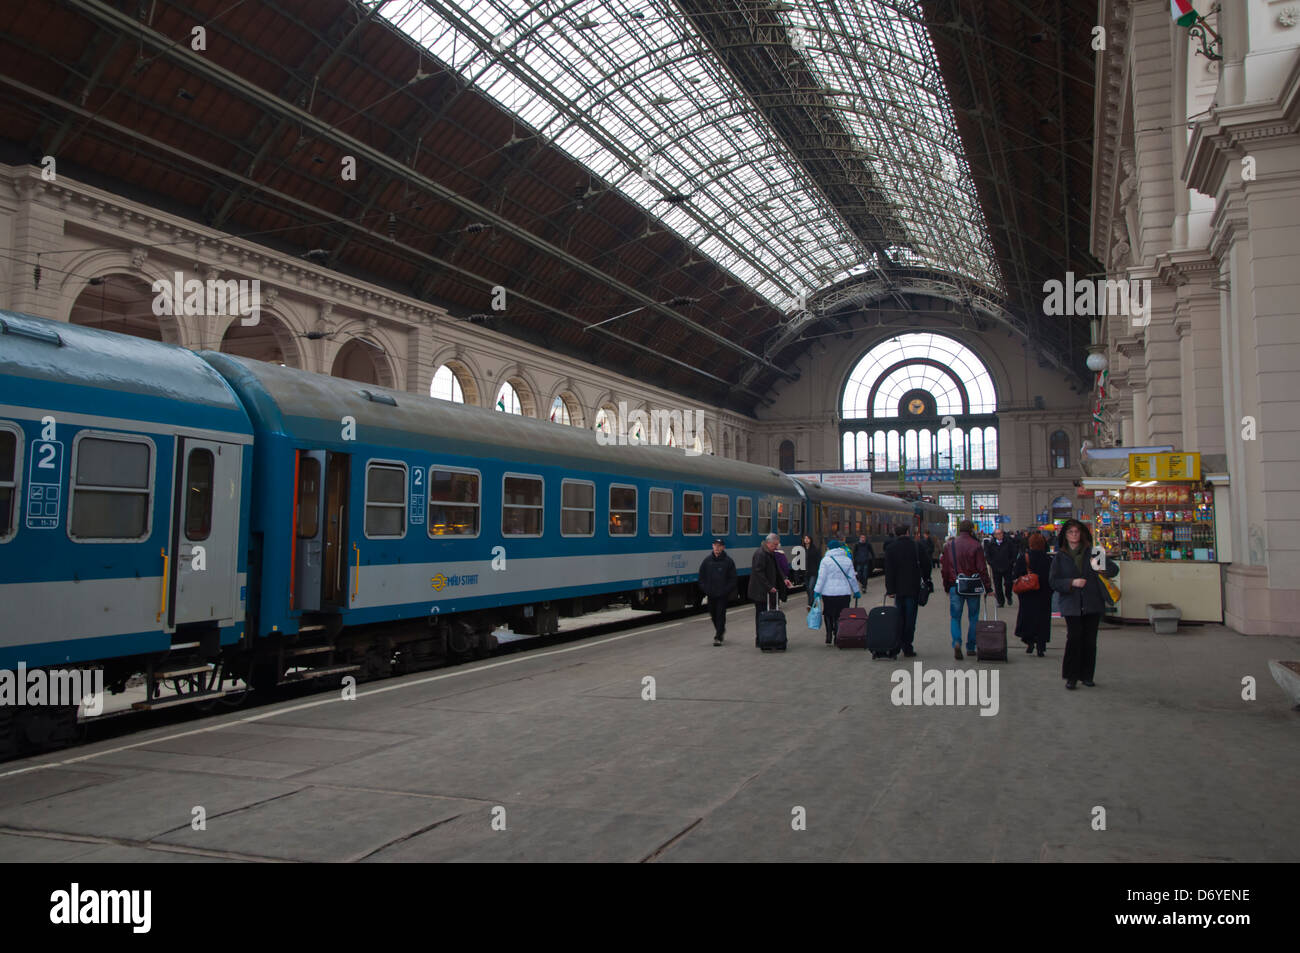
xmin=757 ymin=592 xmax=788 ymax=651
xmin=976 ymin=596 xmax=1008 ymax=661
xmin=866 ymin=593 xmax=901 ymax=656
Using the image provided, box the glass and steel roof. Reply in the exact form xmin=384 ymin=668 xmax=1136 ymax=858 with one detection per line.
xmin=378 ymin=0 xmax=1001 ymax=308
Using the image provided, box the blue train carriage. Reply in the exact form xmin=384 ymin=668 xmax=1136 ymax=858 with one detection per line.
xmin=795 ymin=478 xmax=949 ymax=573
xmin=200 ymin=353 xmax=803 ymax=683
xmin=0 ymin=312 xmax=254 ymax=750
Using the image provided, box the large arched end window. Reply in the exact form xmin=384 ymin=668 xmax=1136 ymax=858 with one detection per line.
xmin=1050 ymin=429 xmax=1070 ymax=470
xmin=431 ymin=364 xmax=466 ymax=403
xmin=840 ymin=333 xmax=999 ymax=478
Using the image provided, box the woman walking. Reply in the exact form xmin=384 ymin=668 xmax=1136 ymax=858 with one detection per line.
xmin=813 ymin=542 xmax=860 ymax=646
xmin=801 ymin=534 xmax=822 ymax=608
xmin=1013 ymin=532 xmax=1053 ymax=656
xmin=1048 ymin=519 xmax=1119 ymax=690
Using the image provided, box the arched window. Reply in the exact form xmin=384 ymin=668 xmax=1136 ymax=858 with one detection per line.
xmin=1050 ymin=430 xmax=1070 ymax=469
xmin=840 ymin=332 xmax=998 ymax=477
xmin=496 ymin=381 xmax=522 ymax=415
xmin=856 ymin=430 xmax=869 ymax=470
xmin=430 ymin=364 xmax=465 ymax=403
xmin=842 ymin=433 xmax=855 ymax=471
xmin=779 ymin=440 xmax=795 ymax=472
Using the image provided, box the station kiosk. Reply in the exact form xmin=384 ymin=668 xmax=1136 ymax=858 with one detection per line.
xmin=1078 ymin=451 xmax=1229 ymax=624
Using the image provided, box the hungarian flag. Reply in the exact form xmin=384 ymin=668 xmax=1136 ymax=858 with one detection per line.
xmin=1171 ymin=0 xmax=1198 ymax=27
xmin=1096 ymin=367 xmax=1109 ymax=398
xmin=497 ymin=396 xmax=506 ymax=411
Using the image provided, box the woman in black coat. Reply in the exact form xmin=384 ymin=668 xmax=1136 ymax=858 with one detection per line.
xmin=1013 ymin=532 xmax=1053 ymax=656
xmin=1048 ymin=519 xmax=1120 ymax=690
xmin=801 ymin=534 xmax=822 ymax=607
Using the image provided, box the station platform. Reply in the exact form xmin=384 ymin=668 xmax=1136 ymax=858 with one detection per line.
xmin=1 ymin=596 xmax=1297 ymax=863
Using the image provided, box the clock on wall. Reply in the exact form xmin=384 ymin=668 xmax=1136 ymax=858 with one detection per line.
xmin=898 ymin=389 xmax=936 ymax=417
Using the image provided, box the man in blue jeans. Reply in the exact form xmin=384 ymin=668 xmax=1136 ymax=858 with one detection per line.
xmin=884 ymin=525 xmax=931 ymax=658
xmin=939 ymin=520 xmax=993 ymax=660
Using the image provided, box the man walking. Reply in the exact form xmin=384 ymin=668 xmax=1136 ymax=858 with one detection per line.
xmin=852 ymin=534 xmax=875 ymax=590
xmin=749 ymin=533 xmax=785 ymax=645
xmin=983 ymin=528 xmax=1017 ymax=608
xmin=941 ymin=520 xmax=993 ymax=660
xmin=884 ymin=525 xmax=931 ymax=658
xmin=698 ymin=538 xmax=737 ymax=646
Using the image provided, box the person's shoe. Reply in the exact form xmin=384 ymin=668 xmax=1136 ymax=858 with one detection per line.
xmin=888 ymin=650 xmax=899 ymax=659
xmin=953 ymin=645 xmax=963 ymax=660
xmin=903 ymin=650 xmax=917 ymax=658
xmin=825 ymin=636 xmax=833 ymax=645
xmin=712 ymin=637 xmax=722 ymax=646
xmin=966 ymin=645 xmax=977 ymax=656
xmin=1037 ymin=649 xmax=1046 ymax=657
xmin=1082 ymin=679 xmax=1095 ymax=687
xmin=996 ymin=601 xmax=1005 ymax=609
xmin=1026 ymin=644 xmax=1034 ymax=654
xmin=1066 ymin=680 xmax=1078 ymax=690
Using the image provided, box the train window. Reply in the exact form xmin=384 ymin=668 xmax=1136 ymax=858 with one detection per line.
xmin=609 ymin=484 xmax=637 ymax=536
xmin=297 ymin=456 xmax=320 ymax=538
xmin=711 ymin=494 xmax=729 ymax=536
xmin=183 ymin=449 xmax=214 ymax=541
xmin=791 ymin=500 xmax=802 ymax=536
xmin=736 ymin=497 xmax=752 ymax=535
xmin=0 ymin=426 xmax=18 ymax=541
xmin=683 ymin=491 xmax=703 ymax=535
xmin=69 ymin=434 xmax=153 ymax=541
xmin=502 ymin=474 xmax=543 ymax=537
xmin=758 ymin=498 xmax=772 ymax=534
xmin=649 ymin=488 xmax=673 ymax=536
xmin=429 ymin=467 xmax=479 ymax=537
xmin=365 ymin=462 xmax=407 ymax=538
xmin=561 ymin=480 xmax=595 ymax=537
xmin=776 ymin=500 xmax=790 ymax=535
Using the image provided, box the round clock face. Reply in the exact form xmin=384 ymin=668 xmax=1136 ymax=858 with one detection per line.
xmin=907 ymin=398 xmax=926 ymax=415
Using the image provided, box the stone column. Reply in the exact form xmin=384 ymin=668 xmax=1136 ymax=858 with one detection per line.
xmin=8 ymin=174 xmax=66 ymax=320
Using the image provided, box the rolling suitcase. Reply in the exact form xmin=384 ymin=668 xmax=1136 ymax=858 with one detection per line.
xmin=865 ymin=594 xmax=901 ymax=656
xmin=836 ymin=599 xmax=868 ymax=649
xmin=757 ymin=592 xmax=787 ymax=651
xmin=976 ymin=597 xmax=1008 ymax=661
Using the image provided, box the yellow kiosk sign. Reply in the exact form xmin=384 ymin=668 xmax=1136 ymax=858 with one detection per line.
xmin=1129 ymin=452 xmax=1201 ymax=481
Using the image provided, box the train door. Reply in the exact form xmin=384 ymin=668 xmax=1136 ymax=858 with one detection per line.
xmin=171 ymin=438 xmax=241 ymax=626
xmin=293 ymin=451 xmax=326 ymax=611
xmin=321 ymin=452 xmax=350 ymax=607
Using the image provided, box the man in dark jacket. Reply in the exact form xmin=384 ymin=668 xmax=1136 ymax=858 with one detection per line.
xmin=852 ymin=534 xmax=875 ymax=589
xmin=921 ymin=530 xmax=937 ymax=582
xmin=940 ymin=520 xmax=993 ymax=660
xmin=748 ymin=533 xmax=785 ymax=645
xmin=698 ymin=539 xmax=738 ymax=646
xmin=884 ymin=525 xmax=932 ymax=659
xmin=983 ymin=528 xmax=1018 ymax=608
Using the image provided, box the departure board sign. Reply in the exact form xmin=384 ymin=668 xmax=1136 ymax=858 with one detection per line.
xmin=1129 ymin=452 xmax=1201 ymax=481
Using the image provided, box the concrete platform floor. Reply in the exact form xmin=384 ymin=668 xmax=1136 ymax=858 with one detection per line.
xmin=1 ymin=596 xmax=1297 ymax=863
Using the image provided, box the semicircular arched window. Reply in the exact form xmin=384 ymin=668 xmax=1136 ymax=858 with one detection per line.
xmin=840 ymin=333 xmax=998 ymax=477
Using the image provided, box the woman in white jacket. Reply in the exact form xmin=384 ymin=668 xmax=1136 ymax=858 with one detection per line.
xmin=813 ymin=543 xmax=861 ymax=645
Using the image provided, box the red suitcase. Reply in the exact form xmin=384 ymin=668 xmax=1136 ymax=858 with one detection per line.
xmin=836 ymin=605 xmax=869 ymax=649
xmin=976 ymin=597 xmax=1008 ymax=661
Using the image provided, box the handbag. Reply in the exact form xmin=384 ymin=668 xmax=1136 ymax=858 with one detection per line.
xmin=1013 ymin=571 xmax=1039 ymax=594
xmin=1100 ymin=574 xmax=1121 ymax=605
xmin=807 ymin=598 xmax=822 ymax=630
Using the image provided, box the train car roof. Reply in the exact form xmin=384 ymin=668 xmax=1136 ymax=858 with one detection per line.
xmin=0 ymin=312 xmax=251 ymax=432
xmin=794 ymin=477 xmax=947 ymax=512
xmin=201 ymin=352 xmax=796 ymax=492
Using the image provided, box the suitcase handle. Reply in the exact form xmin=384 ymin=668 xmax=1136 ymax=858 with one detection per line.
xmin=768 ymin=591 xmax=778 ymax=612
xmin=983 ymin=593 xmax=997 ymax=622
